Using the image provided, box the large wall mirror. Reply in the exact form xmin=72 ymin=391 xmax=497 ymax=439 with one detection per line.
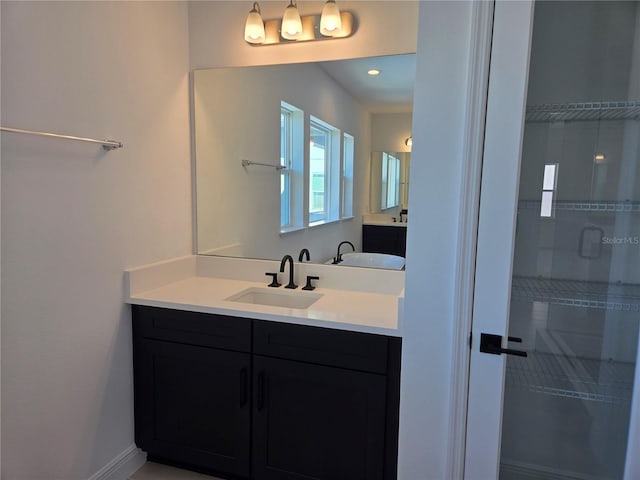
xmin=193 ymin=54 xmax=415 ymax=266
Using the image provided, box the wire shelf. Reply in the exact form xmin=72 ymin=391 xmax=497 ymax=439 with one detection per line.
xmin=518 ymin=200 xmax=640 ymax=213
xmin=511 ymin=277 xmax=640 ymax=312
xmin=506 ymin=352 xmax=634 ymax=405
xmin=525 ymin=100 xmax=640 ymax=122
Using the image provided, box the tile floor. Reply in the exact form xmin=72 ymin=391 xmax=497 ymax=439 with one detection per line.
xmin=130 ymin=462 xmax=225 ymax=480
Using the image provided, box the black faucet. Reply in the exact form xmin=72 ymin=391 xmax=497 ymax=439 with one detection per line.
xmin=335 ymin=241 xmax=355 ymax=263
xmin=298 ymin=248 xmax=311 ymax=262
xmin=279 ymin=255 xmax=297 ymax=289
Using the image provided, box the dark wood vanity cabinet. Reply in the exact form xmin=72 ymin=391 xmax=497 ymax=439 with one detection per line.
xmin=132 ymin=305 xmax=401 ymax=480
xmin=362 ymin=225 xmax=407 ymax=257
xmin=133 ymin=306 xmax=252 ymax=477
xmin=251 ymin=320 xmax=400 ymax=480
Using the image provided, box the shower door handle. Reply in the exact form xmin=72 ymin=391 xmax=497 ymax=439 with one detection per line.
xmin=479 ymin=333 xmax=528 ymax=357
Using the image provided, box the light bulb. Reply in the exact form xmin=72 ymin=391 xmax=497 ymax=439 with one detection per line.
xmin=244 ymin=2 xmax=265 ymax=44
xmin=281 ymin=1 xmax=302 ymax=40
xmin=320 ymin=0 xmax=342 ymax=36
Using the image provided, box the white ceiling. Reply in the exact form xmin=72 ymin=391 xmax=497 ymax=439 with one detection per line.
xmin=317 ymin=53 xmax=415 ymax=114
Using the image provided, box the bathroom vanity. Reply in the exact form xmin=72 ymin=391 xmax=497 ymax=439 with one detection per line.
xmin=126 ymin=255 xmax=404 ymax=480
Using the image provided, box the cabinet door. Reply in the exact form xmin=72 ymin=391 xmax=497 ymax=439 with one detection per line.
xmin=363 ymin=225 xmax=396 ymax=255
xmin=252 ymin=356 xmax=387 ymax=480
xmin=134 ymin=338 xmax=251 ymax=477
xmin=362 ymin=225 xmax=406 ymax=256
xmin=396 ymin=228 xmax=406 ymax=257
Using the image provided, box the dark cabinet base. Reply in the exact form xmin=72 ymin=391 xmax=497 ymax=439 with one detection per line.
xmin=134 ymin=338 xmax=251 ymax=477
xmin=132 ymin=306 xmax=401 ymax=480
xmin=252 ymin=356 xmax=386 ymax=480
xmin=362 ymin=225 xmax=407 ymax=257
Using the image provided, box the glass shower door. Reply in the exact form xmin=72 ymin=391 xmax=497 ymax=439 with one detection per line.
xmin=500 ymin=1 xmax=640 ymax=479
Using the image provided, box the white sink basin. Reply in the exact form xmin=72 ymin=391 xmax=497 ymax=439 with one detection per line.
xmin=225 ymin=287 xmax=322 ymax=309
xmin=329 ymin=252 xmax=406 ymax=270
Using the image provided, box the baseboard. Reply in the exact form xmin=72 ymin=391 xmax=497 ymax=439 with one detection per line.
xmin=88 ymin=444 xmax=147 ymax=480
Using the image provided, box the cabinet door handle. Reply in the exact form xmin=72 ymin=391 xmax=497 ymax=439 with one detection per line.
xmin=239 ymin=368 xmax=248 ymax=408
xmin=257 ymin=371 xmax=265 ymax=412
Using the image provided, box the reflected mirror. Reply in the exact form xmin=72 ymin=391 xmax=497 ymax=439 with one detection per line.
xmin=370 ymin=151 xmax=410 ymax=213
xmin=193 ymin=54 xmax=415 ymax=266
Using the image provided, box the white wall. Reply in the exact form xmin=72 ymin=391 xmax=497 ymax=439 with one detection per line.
xmin=194 ymin=63 xmax=370 ymax=262
xmin=371 ymin=113 xmax=413 ymax=153
xmin=399 ymin=2 xmax=475 ymax=478
xmin=1 ymin=2 xmax=192 ymax=479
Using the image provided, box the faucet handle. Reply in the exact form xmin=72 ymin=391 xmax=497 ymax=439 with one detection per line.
xmin=302 ymin=275 xmax=319 ymax=291
xmin=265 ymin=272 xmax=281 ymax=288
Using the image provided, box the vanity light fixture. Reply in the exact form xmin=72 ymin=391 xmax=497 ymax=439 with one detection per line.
xmin=244 ymin=2 xmax=266 ymax=44
xmin=594 ymin=153 xmax=607 ymax=163
xmin=320 ymin=0 xmax=342 ymax=36
xmin=405 ymin=136 xmax=413 ymax=148
xmin=281 ymin=0 xmax=303 ymax=40
xmin=244 ymin=1 xmax=356 ymax=46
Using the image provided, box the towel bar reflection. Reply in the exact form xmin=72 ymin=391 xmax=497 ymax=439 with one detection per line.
xmin=0 ymin=126 xmax=123 ymax=151
xmin=241 ymin=159 xmax=286 ymax=171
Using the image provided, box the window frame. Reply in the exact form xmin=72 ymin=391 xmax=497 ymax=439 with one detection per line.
xmin=308 ymin=115 xmax=341 ymax=226
xmin=280 ymin=101 xmax=304 ymax=233
xmin=342 ymin=132 xmax=355 ymax=218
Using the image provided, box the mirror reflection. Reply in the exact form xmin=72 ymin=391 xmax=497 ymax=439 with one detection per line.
xmin=370 ymin=151 xmax=410 ymax=214
xmin=193 ymin=54 xmax=414 ymax=267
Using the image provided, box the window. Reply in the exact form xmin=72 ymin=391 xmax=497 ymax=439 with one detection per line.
xmin=309 ymin=116 xmax=340 ymax=224
xmin=380 ymin=152 xmax=400 ymax=210
xmin=342 ymin=133 xmax=354 ymax=218
xmin=280 ymin=106 xmax=353 ymax=232
xmin=280 ymin=102 xmax=304 ymax=231
xmin=309 ymin=123 xmax=328 ymax=222
xmin=540 ymin=163 xmax=558 ymax=217
xmin=281 ymin=109 xmax=291 ymax=227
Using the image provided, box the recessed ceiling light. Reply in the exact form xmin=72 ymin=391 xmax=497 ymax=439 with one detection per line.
xmin=367 ymin=69 xmax=381 ymax=76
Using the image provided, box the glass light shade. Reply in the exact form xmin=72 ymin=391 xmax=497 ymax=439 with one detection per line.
xmin=320 ymin=0 xmax=342 ymax=36
xmin=244 ymin=7 xmax=265 ymax=44
xmin=281 ymin=2 xmax=302 ymax=40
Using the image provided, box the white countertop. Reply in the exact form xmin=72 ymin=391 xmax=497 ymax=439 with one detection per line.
xmin=125 ymin=255 xmax=403 ymax=337
xmin=362 ymin=214 xmax=407 ymax=227
xmin=363 ymin=220 xmax=408 ymax=227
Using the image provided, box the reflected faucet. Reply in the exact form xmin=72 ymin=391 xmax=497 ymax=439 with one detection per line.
xmin=335 ymin=241 xmax=355 ymax=263
xmin=280 ymin=255 xmax=298 ymax=289
xmin=298 ymin=248 xmax=311 ymax=262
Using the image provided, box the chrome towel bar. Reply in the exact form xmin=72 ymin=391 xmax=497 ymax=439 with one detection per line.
xmin=0 ymin=126 xmax=123 ymax=151
xmin=241 ymin=159 xmax=286 ymax=171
